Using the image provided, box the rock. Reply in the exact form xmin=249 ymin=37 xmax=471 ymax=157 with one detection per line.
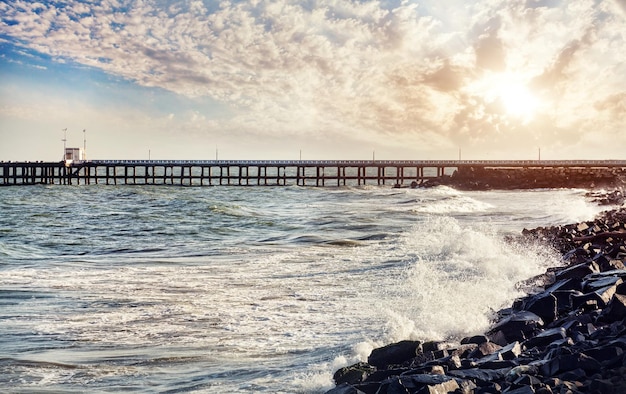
xmin=601 ymin=293 xmax=626 ymax=321
xmin=487 ymin=311 xmax=544 ymax=346
xmin=448 ymin=368 xmax=510 ymax=385
xmin=505 ymin=365 xmax=538 ymax=381
xmin=429 ymin=365 xmax=445 ymax=375
xmin=421 ymin=341 xmax=450 ymax=353
xmin=376 ymin=374 xmax=459 ymax=394
xmin=367 ymin=340 xmax=421 ymax=369
xmin=523 ymin=292 xmax=558 ymax=324
xmin=333 ymin=362 xmax=377 ymax=385
xmin=589 ymin=378 xmax=618 ymax=393
xmin=324 ymin=382 xmax=367 ymax=394
xmin=499 ymin=386 xmax=535 ymax=394
xmin=582 ymin=274 xmax=623 ymax=292
xmin=524 ymin=327 xmax=567 ymax=349
xmin=554 ymin=262 xmax=599 ymax=281
xmin=457 ymin=379 xmax=478 ymax=393
xmin=498 ymin=341 xmax=522 ymax=360
xmin=475 ymin=359 xmax=518 ymax=370
xmin=602 ymin=259 xmax=626 ymax=271
xmin=363 ymin=368 xmax=407 ymax=384
xmin=467 ymin=342 xmax=502 ymax=359
xmin=552 ymin=290 xmax=581 ymax=313
xmin=461 ymin=335 xmax=489 ymax=345
xmin=582 ymin=345 xmax=623 ymax=366
xmin=544 ymin=278 xmax=583 ymax=293
xmin=540 ymin=352 xmax=601 ymax=377
xmin=448 ymin=343 xmax=478 ymax=358
xmin=407 ymin=374 xmax=460 ymax=393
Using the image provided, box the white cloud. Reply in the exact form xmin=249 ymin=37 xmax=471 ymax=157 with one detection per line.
xmin=1 ymin=0 xmax=626 ymax=158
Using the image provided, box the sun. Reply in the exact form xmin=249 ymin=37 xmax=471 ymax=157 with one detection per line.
xmin=468 ymin=72 xmax=542 ymax=123
xmin=494 ymin=80 xmax=541 ymax=122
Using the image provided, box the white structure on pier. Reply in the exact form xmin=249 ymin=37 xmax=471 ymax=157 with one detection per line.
xmin=64 ymin=148 xmax=85 ymax=163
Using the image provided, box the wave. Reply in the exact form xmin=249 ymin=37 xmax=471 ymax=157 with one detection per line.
xmin=391 ymin=216 xmax=557 ymax=340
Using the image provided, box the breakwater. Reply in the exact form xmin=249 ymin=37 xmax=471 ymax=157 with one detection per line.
xmin=2 ymin=160 xmax=626 ymax=188
xmin=327 ymin=207 xmax=626 ymax=394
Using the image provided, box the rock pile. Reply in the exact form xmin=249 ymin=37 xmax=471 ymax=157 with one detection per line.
xmin=419 ymin=167 xmax=626 ymax=191
xmin=326 ymin=208 xmax=626 ymax=394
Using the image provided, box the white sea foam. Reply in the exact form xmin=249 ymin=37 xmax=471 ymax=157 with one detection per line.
xmin=376 ymin=215 xmax=560 ymax=343
xmin=410 ymin=195 xmax=494 ymax=214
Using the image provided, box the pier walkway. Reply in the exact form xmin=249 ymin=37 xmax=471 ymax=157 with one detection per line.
xmin=2 ymin=160 xmax=626 ymax=187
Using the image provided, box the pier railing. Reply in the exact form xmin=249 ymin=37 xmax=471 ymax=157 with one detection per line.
xmin=2 ymin=160 xmax=626 ymax=187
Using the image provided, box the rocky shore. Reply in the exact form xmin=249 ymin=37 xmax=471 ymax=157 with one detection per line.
xmin=326 ymin=205 xmax=626 ymax=394
xmin=420 ymin=167 xmax=626 ymax=191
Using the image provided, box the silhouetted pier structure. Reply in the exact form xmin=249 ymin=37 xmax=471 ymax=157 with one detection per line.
xmin=2 ymin=160 xmax=626 ymax=187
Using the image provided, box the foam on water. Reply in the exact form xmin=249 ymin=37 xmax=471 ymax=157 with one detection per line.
xmin=0 ymin=185 xmax=615 ymax=393
xmin=385 ymin=216 xmax=559 ymax=340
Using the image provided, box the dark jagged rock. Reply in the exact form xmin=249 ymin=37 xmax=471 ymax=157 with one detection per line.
xmin=367 ymin=340 xmax=422 ymax=369
xmin=326 ymin=207 xmax=626 ymax=394
xmin=486 ymin=311 xmax=544 ymax=345
xmin=333 ymin=362 xmax=377 ymax=386
xmin=520 ymin=291 xmax=558 ymax=324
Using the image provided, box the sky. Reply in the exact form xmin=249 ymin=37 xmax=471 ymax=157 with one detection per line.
xmin=1 ymin=0 xmax=625 ymax=161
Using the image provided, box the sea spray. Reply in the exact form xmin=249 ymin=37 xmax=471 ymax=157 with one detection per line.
xmin=385 ymin=215 xmax=561 ymax=341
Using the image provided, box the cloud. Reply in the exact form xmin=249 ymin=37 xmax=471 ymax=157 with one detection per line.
xmin=473 ymin=16 xmax=506 ymax=72
xmin=1 ymin=0 xmax=626 ymax=158
xmin=530 ymin=27 xmax=596 ymax=90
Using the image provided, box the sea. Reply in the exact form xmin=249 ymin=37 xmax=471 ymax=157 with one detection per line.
xmin=0 ymin=184 xmax=613 ymax=393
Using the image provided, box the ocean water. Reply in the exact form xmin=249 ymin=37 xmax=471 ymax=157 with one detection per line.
xmin=0 ymin=185 xmax=611 ymax=393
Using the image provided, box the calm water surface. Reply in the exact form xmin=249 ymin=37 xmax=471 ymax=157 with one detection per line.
xmin=0 ymin=185 xmax=609 ymax=392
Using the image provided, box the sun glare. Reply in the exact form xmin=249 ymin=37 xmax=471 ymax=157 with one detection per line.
xmin=496 ymin=81 xmax=540 ymax=121
xmin=469 ymin=73 xmax=542 ymax=124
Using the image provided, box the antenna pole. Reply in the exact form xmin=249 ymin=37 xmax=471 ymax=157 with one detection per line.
xmin=62 ymin=128 xmax=67 ymax=160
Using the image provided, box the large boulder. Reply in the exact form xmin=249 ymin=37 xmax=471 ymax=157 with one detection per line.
xmin=367 ymin=340 xmax=422 ymax=369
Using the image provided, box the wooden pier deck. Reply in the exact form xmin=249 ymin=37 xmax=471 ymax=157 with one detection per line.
xmin=2 ymin=160 xmax=626 ymax=187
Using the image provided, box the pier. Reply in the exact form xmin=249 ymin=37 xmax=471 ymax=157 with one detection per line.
xmin=1 ymin=160 xmax=626 ymax=187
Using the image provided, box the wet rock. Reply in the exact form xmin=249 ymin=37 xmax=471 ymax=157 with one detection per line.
xmin=367 ymin=340 xmax=421 ymax=369
xmin=522 ymin=292 xmax=558 ymax=324
xmin=486 ymin=311 xmax=544 ymax=346
xmin=554 ymin=262 xmax=599 ymax=281
xmin=333 ymin=362 xmax=377 ymax=385
xmin=461 ymin=335 xmax=489 ymax=345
